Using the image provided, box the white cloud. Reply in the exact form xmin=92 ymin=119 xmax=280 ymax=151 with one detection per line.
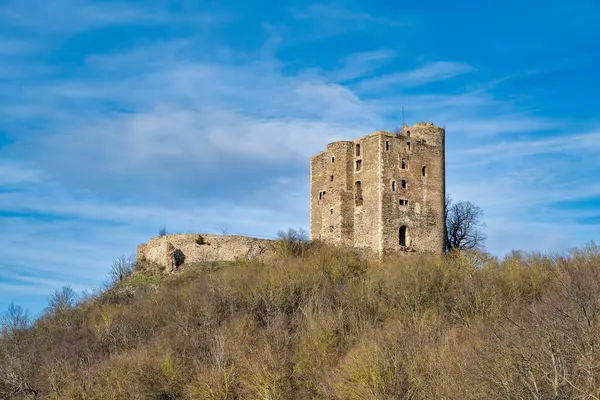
xmin=0 ymin=39 xmax=36 ymax=55
xmin=0 ymin=162 xmax=43 ymax=185
xmin=0 ymin=0 xmax=223 ymax=33
xmin=329 ymin=50 xmax=397 ymax=82
xmin=455 ymin=131 xmax=600 ymax=158
xmin=483 ymin=216 xmax=597 ymax=257
xmin=0 ymin=2 xmax=598 ymax=318
xmin=355 ymin=61 xmax=475 ymax=90
xmin=290 ymin=4 xmax=407 ymax=27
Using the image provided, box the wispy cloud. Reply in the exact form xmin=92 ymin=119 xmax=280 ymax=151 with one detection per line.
xmin=0 ymin=162 xmax=43 ymax=185
xmin=0 ymin=0 xmax=206 ymax=32
xmin=0 ymin=39 xmax=36 ymax=55
xmin=290 ymin=4 xmax=408 ymax=27
xmin=355 ymin=61 xmax=475 ymax=91
xmin=455 ymin=131 xmax=600 ymax=159
xmin=328 ymin=50 xmax=397 ymax=82
xmin=261 ymin=4 xmax=409 ymax=55
xmin=0 ymin=0 xmax=598 ymax=316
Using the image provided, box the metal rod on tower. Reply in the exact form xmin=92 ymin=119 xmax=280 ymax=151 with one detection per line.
xmin=402 ymin=106 xmax=405 ymax=129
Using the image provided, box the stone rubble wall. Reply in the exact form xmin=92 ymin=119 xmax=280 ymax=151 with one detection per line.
xmin=136 ymin=234 xmax=278 ymax=273
xmin=310 ymin=123 xmax=445 ymax=254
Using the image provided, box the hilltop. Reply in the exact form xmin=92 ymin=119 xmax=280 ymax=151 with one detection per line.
xmin=2 ymin=241 xmax=600 ymax=399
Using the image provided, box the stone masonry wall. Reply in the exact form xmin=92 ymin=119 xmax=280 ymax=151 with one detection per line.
xmin=136 ymin=234 xmax=277 ymax=273
xmin=352 ymin=133 xmax=382 ymax=251
xmin=310 ymin=122 xmax=445 ymax=254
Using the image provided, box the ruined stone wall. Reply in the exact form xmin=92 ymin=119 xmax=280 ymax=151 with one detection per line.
xmin=309 ymin=141 xmax=355 ymax=245
xmin=380 ymin=127 xmax=445 ymax=253
xmin=136 ymin=234 xmax=277 ymax=273
xmin=310 ymin=122 xmax=445 ymax=254
xmin=402 ymin=123 xmax=446 ymax=253
xmin=352 ymin=133 xmax=382 ymax=251
xmin=380 ymin=132 xmax=414 ymax=252
xmin=310 ymin=152 xmax=326 ymax=241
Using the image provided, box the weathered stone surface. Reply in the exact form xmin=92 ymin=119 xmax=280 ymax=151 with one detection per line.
xmin=310 ymin=122 xmax=445 ymax=254
xmin=136 ymin=234 xmax=277 ymax=272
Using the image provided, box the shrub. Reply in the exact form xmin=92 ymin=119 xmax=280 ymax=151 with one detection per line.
xmin=195 ymin=234 xmax=207 ymax=245
xmin=274 ymin=227 xmax=311 ymax=258
xmin=108 ymin=254 xmax=135 ymax=286
xmin=2 ymin=245 xmax=600 ymax=399
xmin=44 ymin=286 xmax=77 ymax=317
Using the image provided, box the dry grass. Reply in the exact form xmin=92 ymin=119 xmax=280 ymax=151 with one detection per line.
xmin=2 ymin=242 xmax=600 ymax=399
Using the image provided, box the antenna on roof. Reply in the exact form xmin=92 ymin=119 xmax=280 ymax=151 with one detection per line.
xmin=401 ymin=105 xmax=405 ymax=129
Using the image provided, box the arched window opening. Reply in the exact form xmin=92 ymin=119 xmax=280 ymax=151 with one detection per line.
xmin=399 ymin=226 xmax=409 ymax=247
xmin=331 ymin=156 xmax=335 ymax=163
xmin=355 ymin=143 xmax=361 ymax=156
xmin=401 ymin=158 xmax=406 ymax=169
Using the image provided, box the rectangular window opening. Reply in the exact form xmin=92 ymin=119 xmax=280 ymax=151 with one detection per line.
xmin=422 ymin=166 xmax=427 ymax=177
xmin=402 ymin=180 xmax=407 ymax=189
xmin=331 ymin=156 xmax=335 ymax=163
xmin=401 ymin=158 xmax=406 ymax=169
xmin=385 ymin=141 xmax=390 ymax=151
xmin=330 ymin=175 xmax=334 ymax=182
xmin=392 ymin=181 xmax=396 ymax=192
xmin=355 ymin=160 xmax=362 ymax=171
xmin=330 ymin=208 xmax=334 ymax=215
xmin=355 ymin=181 xmax=363 ymax=206
xmin=406 ymin=142 xmax=411 ymax=152
xmin=355 ymin=143 xmax=361 ymax=156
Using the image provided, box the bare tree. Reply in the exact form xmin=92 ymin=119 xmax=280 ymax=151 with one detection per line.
xmin=276 ymin=227 xmax=311 ymax=257
xmin=108 ymin=254 xmax=135 ymax=285
xmin=0 ymin=304 xmax=38 ymax=399
xmin=0 ymin=303 xmax=30 ymax=337
xmin=45 ymin=286 xmax=77 ymax=317
xmin=445 ymin=195 xmax=486 ymax=252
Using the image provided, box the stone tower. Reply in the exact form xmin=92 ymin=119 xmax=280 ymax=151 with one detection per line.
xmin=310 ymin=122 xmax=445 ymax=254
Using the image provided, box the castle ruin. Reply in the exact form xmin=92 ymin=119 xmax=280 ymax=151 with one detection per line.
xmin=135 ymin=122 xmax=446 ymax=273
xmin=310 ymin=122 xmax=445 ymax=254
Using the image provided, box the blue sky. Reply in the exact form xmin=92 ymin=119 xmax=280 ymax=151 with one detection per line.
xmin=1 ymin=0 xmax=599 ymax=316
